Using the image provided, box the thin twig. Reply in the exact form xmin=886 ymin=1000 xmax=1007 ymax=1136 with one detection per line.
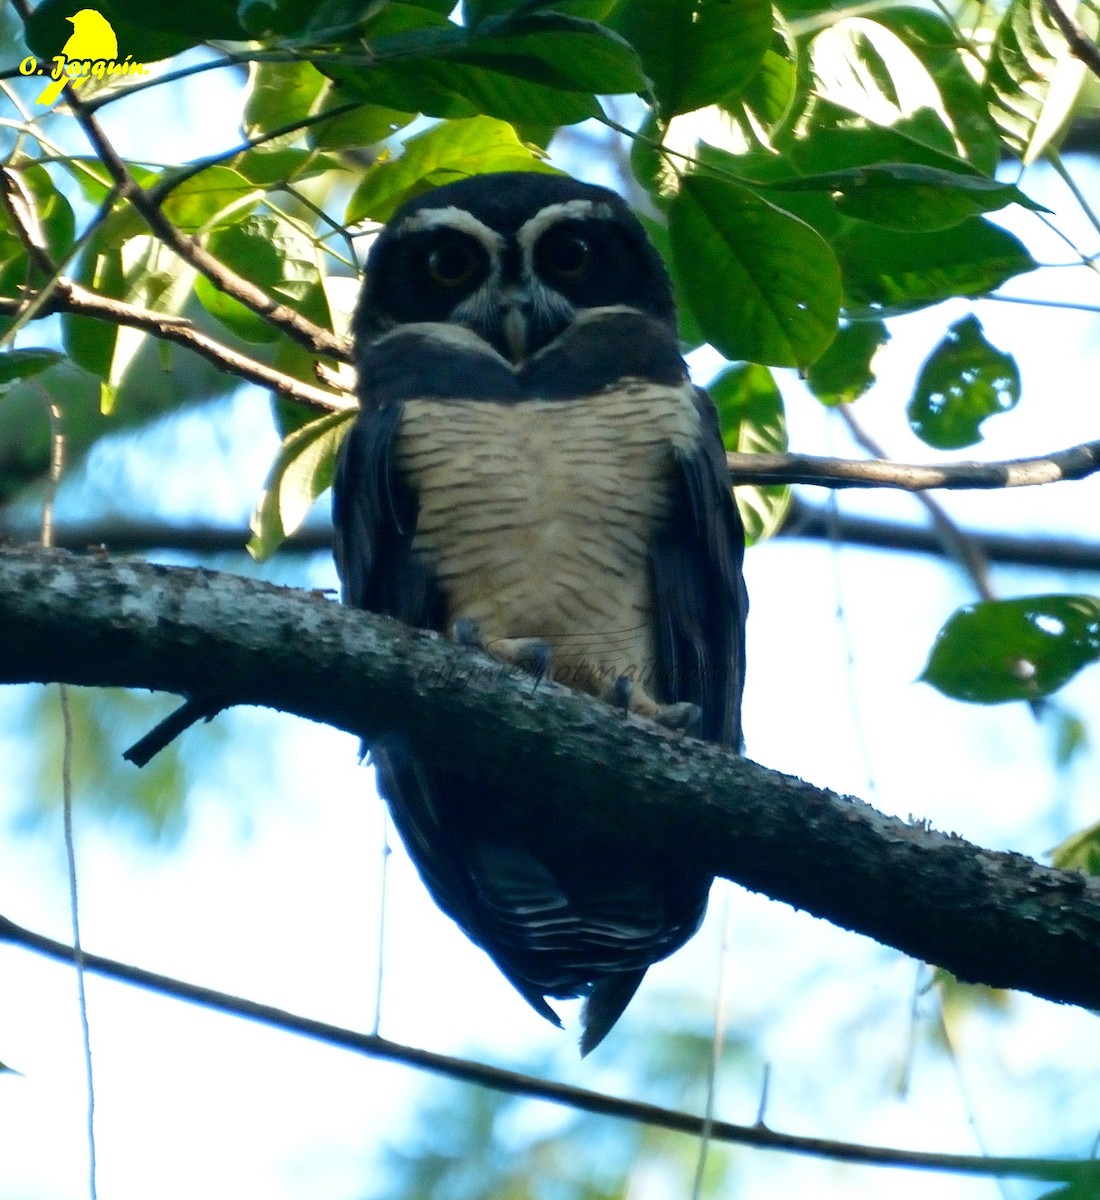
xmin=5 ymin=510 xmax=1099 ymax=572
xmin=70 ymin=106 xmax=350 ymax=361
xmin=691 ymin=890 xmax=733 ymax=1200
xmin=0 ymin=288 xmax=350 ymax=411
xmin=39 ymin=395 xmax=98 ymax=1200
xmin=0 ymin=913 xmax=1095 ymax=1186
xmin=1039 ymin=0 xmax=1100 ymax=79
xmin=726 ymin=437 xmax=1100 ymax=491
xmin=834 ymin=408 xmax=996 ymax=600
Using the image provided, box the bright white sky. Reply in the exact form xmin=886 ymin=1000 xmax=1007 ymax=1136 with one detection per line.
xmin=1 ymin=42 xmax=1099 ymax=1200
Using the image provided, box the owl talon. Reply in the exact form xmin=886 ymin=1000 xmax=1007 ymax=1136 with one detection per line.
xmin=611 ymin=675 xmax=633 ymax=714
xmin=451 ymin=617 xmax=485 ymax=650
xmin=513 ymin=639 xmax=552 ymax=685
xmin=653 ymin=701 xmax=702 ymax=735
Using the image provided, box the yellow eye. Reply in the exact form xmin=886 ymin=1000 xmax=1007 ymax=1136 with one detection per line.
xmin=541 ymin=232 xmax=592 ymax=281
xmin=427 ymin=241 xmax=479 ymax=288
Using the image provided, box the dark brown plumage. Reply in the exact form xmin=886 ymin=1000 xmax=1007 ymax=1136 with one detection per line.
xmin=332 ymin=172 xmax=747 ymax=1053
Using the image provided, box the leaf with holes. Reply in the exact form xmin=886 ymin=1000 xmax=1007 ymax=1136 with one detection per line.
xmin=922 ymin=595 xmax=1100 ymax=704
xmin=669 ymin=176 xmax=841 ymax=368
xmin=908 ymin=316 xmax=1020 ymax=449
xmin=249 ymin=409 xmax=355 ymax=561
xmin=805 ymin=320 xmax=889 ymax=406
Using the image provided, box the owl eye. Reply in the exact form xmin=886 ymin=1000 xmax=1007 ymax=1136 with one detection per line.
xmin=426 ymin=240 xmax=480 ymax=288
xmin=539 ymin=231 xmax=593 ymax=281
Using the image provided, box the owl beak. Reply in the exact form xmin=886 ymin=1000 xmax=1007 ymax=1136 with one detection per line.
xmin=501 ymin=304 xmax=528 ymax=364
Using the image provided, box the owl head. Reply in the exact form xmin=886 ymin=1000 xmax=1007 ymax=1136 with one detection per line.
xmin=354 ymin=171 xmax=676 ymax=364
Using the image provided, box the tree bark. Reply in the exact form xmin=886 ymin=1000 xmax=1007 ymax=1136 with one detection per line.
xmin=4 ymin=545 xmax=1100 ymax=1009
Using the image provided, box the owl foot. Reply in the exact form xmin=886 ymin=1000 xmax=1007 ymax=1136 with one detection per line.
xmin=610 ymin=674 xmax=634 ymax=714
xmin=653 ymin=701 xmax=702 ymax=735
xmin=451 ymin=620 xmax=551 ymax=685
xmin=451 ymin=616 xmax=485 ymax=650
xmin=609 ymin=675 xmax=700 ymax=735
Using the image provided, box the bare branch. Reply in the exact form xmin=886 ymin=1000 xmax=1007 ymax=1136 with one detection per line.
xmin=3 ymin=546 xmax=1100 ymax=1018
xmin=1040 ymin=0 xmax=1100 ymax=79
xmin=0 ymin=912 xmax=1092 ymax=1186
xmin=0 ymin=286 xmax=349 ymax=411
xmin=6 ymin=508 xmax=1098 ymax=572
xmin=728 ymin=438 xmax=1100 ymax=490
xmin=70 ymin=107 xmax=352 ymax=363
xmin=835 ymin=407 xmax=996 ymax=600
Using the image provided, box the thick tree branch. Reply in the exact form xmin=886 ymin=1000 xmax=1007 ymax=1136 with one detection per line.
xmin=0 ymin=914 xmax=1092 ymax=1186
xmin=3 ymin=546 xmax=1100 ymax=1013
xmin=726 ymin=438 xmax=1100 ymax=490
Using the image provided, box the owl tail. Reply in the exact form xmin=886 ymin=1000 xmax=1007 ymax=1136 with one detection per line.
xmin=579 ymin=968 xmax=646 ymax=1056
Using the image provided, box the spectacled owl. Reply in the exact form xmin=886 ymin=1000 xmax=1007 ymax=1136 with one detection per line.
xmin=332 ymin=171 xmax=747 ymax=1053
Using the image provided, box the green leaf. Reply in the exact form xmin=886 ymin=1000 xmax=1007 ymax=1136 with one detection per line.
xmin=788 ymin=118 xmax=975 ymax=179
xmin=637 ymin=215 xmax=705 ymax=351
xmin=731 ymin=20 xmax=799 ymax=136
xmin=63 ymin=234 xmax=196 ymax=406
xmin=984 ymin=0 xmax=1092 ymax=164
xmin=1051 ymin=819 xmax=1100 ymax=876
xmin=308 ymin=95 xmax=416 ymax=152
xmin=0 ymin=348 xmax=64 ymax=386
xmin=107 ymin=0 xmax=245 ymax=36
xmin=805 ymin=319 xmax=889 ymax=405
xmin=4 ymin=165 xmax=76 ymax=267
xmin=869 ymin=7 xmax=1000 ymax=173
xmin=708 ymin=363 xmax=790 ymax=543
xmin=466 ymin=0 xmax=616 ymax=22
xmin=921 ymin=595 xmax=1100 ymax=704
xmin=23 ymin=686 xmax=213 ymax=841
xmin=1037 ymin=1174 xmax=1100 ymax=1200
xmin=325 ymin=56 xmax=601 ymax=126
xmin=834 ymin=217 xmax=1037 ymax=316
xmin=158 ymin=166 xmax=260 ymax=233
xmin=769 ymin=164 xmax=1044 ymax=232
xmin=807 ymin=17 xmax=954 ymax=136
xmin=193 ymin=218 xmax=299 ymax=343
xmin=24 ymin=0 xmax=201 ymax=61
xmin=347 ymin=116 xmax=553 ymax=225
xmin=668 ymin=176 xmax=841 ymax=368
xmin=249 ymin=409 xmax=355 ymax=561
xmin=231 ymin=146 xmax=342 ymax=188
xmin=907 ymin=315 xmax=1020 ymax=449
xmin=242 ymin=60 xmax=329 ymax=144
xmin=448 ymin=13 xmax=646 ymax=95
xmin=327 ymin=10 xmax=639 ymax=126
xmin=607 ymin=0 xmax=773 ymax=116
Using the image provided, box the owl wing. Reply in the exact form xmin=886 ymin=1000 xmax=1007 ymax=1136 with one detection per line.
xmin=650 ymin=386 xmax=748 ymax=750
xmin=332 ymin=399 xmax=446 ymax=628
xmin=331 ymin=326 xmax=745 ymax=1055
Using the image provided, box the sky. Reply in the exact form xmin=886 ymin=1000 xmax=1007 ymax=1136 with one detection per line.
xmin=1 ymin=35 xmax=1099 ymax=1200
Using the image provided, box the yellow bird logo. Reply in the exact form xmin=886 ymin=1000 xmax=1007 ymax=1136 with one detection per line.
xmin=36 ymin=9 xmax=118 ymax=107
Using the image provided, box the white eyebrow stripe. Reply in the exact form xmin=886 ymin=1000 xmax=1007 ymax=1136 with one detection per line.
xmin=396 ymin=205 xmax=508 ymax=255
xmin=516 ymin=199 xmax=616 ymax=257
